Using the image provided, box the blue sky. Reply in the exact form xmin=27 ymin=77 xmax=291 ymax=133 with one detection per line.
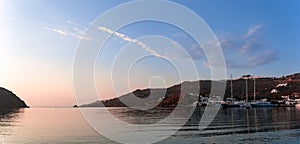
xmin=0 ymin=0 xmax=299 ymax=106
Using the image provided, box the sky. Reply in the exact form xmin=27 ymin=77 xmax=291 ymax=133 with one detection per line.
xmin=0 ymin=0 xmax=299 ymax=107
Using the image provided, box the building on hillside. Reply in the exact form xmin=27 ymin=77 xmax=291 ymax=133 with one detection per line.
xmin=291 ymin=92 xmax=300 ymax=98
xmin=271 ymin=89 xmax=279 ymax=94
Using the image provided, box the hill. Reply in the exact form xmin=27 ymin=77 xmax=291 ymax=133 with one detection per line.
xmin=0 ymin=87 xmax=28 ymax=108
xmin=81 ymin=73 xmax=300 ymax=107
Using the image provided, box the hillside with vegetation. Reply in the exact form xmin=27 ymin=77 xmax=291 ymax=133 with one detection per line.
xmin=81 ymin=73 xmax=300 ymax=107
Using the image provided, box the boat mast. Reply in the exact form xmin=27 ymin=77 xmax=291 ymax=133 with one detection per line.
xmin=231 ymin=75 xmax=233 ymax=99
xmin=254 ymin=78 xmax=256 ymax=101
xmin=246 ymin=77 xmax=248 ymax=103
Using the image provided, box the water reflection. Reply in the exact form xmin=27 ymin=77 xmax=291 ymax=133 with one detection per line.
xmin=2 ymin=108 xmax=108 ymax=144
xmin=0 ymin=108 xmax=23 ymax=140
xmin=107 ymin=105 xmax=300 ymax=137
xmin=0 ymin=108 xmax=22 ymax=119
xmin=0 ymin=108 xmax=23 ymax=125
xmin=0 ymin=107 xmax=299 ymax=143
xmin=175 ymin=106 xmax=300 ymax=137
xmin=107 ymin=107 xmax=174 ymax=124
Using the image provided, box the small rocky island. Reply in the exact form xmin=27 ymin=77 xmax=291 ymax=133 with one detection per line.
xmin=0 ymin=87 xmax=28 ymax=108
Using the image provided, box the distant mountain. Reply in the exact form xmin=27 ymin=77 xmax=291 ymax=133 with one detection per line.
xmin=81 ymin=100 xmax=104 ymax=107
xmin=81 ymin=73 xmax=300 ymax=107
xmin=0 ymin=87 xmax=28 ymax=108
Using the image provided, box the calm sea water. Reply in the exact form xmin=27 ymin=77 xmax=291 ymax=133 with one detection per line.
xmin=1 ymin=106 xmax=300 ymax=144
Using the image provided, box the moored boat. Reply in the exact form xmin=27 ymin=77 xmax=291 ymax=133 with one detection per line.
xmin=222 ymin=75 xmax=242 ymax=108
xmin=221 ymin=98 xmax=241 ymax=108
xmin=251 ymin=101 xmax=275 ymax=107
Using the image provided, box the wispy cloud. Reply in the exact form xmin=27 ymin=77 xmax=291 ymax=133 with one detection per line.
xmin=98 ymin=26 xmax=166 ymax=59
xmin=216 ymin=24 xmax=277 ymax=69
xmin=44 ymin=20 xmax=91 ymax=40
xmin=246 ymin=24 xmax=262 ymax=37
xmin=66 ymin=20 xmax=77 ymax=26
xmin=248 ymin=50 xmax=277 ymax=66
xmin=170 ymin=32 xmax=204 ymax=59
xmin=44 ymin=27 xmax=67 ymax=35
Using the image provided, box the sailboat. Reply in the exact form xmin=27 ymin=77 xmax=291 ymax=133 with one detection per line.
xmin=221 ymin=75 xmax=241 ymax=108
xmin=243 ymin=77 xmax=251 ymax=108
xmin=251 ymin=78 xmax=274 ymax=107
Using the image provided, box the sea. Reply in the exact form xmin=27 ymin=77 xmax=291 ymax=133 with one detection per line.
xmin=1 ymin=106 xmax=300 ymax=144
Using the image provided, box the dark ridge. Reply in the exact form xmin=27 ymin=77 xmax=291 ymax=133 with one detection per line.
xmin=0 ymin=87 xmax=28 ymax=108
xmin=81 ymin=73 xmax=300 ymax=107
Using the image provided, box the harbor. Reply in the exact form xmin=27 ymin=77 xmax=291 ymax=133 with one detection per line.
xmin=194 ymin=74 xmax=300 ymax=109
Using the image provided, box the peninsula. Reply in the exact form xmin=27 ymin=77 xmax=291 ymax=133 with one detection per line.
xmin=0 ymin=87 xmax=29 ymax=108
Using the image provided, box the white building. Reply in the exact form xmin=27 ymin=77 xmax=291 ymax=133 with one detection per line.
xmin=271 ymin=89 xmax=279 ymax=93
